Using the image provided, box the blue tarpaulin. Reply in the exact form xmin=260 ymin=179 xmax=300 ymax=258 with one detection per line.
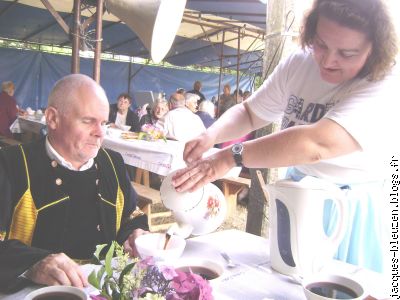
xmin=0 ymin=47 xmax=252 ymax=109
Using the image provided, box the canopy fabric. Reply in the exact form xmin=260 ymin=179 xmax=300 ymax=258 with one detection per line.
xmin=0 ymin=47 xmax=253 ymax=110
xmin=0 ymin=0 xmax=266 ymax=75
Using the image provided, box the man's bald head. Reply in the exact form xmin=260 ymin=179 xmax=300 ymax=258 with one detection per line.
xmin=48 ymin=74 xmax=108 ymax=114
xmin=169 ymin=92 xmax=185 ymax=109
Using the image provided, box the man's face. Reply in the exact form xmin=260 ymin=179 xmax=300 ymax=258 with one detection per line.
xmin=117 ymin=96 xmax=131 ymax=113
xmin=186 ymin=99 xmax=198 ymax=113
xmin=47 ymin=85 xmax=109 ymax=169
xmin=312 ymin=16 xmax=372 ymax=84
xmin=223 ymin=86 xmax=230 ymax=95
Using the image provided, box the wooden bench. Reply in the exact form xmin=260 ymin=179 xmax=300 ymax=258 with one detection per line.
xmin=216 ymin=176 xmax=251 ymax=217
xmin=131 ymin=182 xmax=175 ymax=232
xmin=0 ymin=135 xmax=21 ymax=148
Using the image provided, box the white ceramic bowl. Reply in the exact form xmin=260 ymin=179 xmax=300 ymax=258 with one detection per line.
xmin=26 ymin=107 xmax=35 ymax=116
xmin=302 ymin=273 xmax=367 ymax=300
xmin=24 ymin=286 xmax=87 ymax=300
xmin=120 ymin=125 xmax=131 ymax=131
xmin=106 ymin=127 xmax=122 ymax=138
xmin=135 ymin=233 xmax=186 ymax=262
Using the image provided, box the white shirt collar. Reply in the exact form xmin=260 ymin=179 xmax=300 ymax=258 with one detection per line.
xmin=45 ymin=137 xmax=94 ymax=171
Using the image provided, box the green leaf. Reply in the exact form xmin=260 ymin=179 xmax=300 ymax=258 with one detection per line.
xmin=88 ymin=270 xmax=100 ymax=289
xmin=103 ymin=281 xmax=112 ymax=297
xmin=93 ymin=244 xmax=108 ymax=263
xmin=112 ymin=288 xmax=121 ymax=300
xmin=97 ymin=266 xmax=106 ymax=284
xmin=105 ymin=242 xmax=115 ymax=277
xmin=118 ymin=262 xmax=136 ymax=286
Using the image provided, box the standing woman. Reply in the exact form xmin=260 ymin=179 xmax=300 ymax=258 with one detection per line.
xmin=173 ymin=0 xmax=399 ymax=274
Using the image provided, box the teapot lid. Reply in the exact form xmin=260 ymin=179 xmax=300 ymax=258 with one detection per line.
xmin=160 ymin=171 xmax=205 ymax=211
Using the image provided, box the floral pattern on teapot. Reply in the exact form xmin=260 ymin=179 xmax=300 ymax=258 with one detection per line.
xmin=205 ymin=195 xmax=221 ymax=219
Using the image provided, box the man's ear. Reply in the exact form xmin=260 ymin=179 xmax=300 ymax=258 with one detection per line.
xmin=45 ymin=106 xmax=59 ymax=130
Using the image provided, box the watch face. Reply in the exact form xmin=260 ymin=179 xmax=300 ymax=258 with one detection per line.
xmin=232 ymin=143 xmax=243 ymax=154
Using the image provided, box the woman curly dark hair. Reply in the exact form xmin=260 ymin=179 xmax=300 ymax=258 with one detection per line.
xmin=301 ymin=0 xmax=398 ymax=81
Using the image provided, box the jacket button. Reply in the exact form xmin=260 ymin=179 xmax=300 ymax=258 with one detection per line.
xmin=55 ymin=178 xmax=62 ymax=185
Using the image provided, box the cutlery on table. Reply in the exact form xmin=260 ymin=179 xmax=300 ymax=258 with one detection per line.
xmin=220 ymin=251 xmax=238 ymax=268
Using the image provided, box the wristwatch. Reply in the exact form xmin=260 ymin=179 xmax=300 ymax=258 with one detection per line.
xmin=231 ymin=143 xmax=244 ymax=167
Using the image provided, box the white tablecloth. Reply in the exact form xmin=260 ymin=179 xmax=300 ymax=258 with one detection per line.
xmin=10 ymin=116 xmax=46 ymax=135
xmin=102 ymin=134 xmax=186 ymax=176
xmin=0 ymin=229 xmax=389 ymax=300
xmin=102 ymin=131 xmax=241 ymax=177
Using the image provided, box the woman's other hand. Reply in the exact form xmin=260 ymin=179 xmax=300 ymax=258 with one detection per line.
xmin=183 ymin=131 xmax=216 ymax=165
xmin=173 ymin=148 xmax=235 ymax=192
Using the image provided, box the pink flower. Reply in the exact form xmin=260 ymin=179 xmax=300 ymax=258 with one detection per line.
xmin=169 ymin=270 xmax=213 ymax=300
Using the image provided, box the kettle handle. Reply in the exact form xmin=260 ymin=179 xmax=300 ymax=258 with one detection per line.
xmin=323 ymin=185 xmax=348 ymax=248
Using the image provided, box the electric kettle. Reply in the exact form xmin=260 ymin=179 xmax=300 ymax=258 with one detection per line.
xmin=267 ymin=176 xmax=348 ymax=277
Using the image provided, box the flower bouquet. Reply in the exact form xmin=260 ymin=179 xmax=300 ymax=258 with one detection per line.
xmin=138 ymin=124 xmax=166 ymax=142
xmin=88 ymin=241 xmax=213 ymax=300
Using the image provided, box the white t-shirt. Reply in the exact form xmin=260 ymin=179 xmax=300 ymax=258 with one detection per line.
xmin=161 ymin=107 xmax=206 ymax=142
xmin=247 ymin=48 xmax=399 ymax=184
xmin=115 ymin=111 xmax=129 ymax=130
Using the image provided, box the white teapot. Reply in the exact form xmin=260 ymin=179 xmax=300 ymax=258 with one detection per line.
xmin=160 ymin=171 xmax=227 ymax=238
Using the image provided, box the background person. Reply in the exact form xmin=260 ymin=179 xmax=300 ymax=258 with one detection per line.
xmin=0 ymin=74 xmax=149 ymax=292
xmin=160 ymin=92 xmax=205 ymax=142
xmin=217 ymin=83 xmax=235 ymax=117
xmin=0 ymin=81 xmax=18 ymax=138
xmin=108 ymin=93 xmax=140 ymax=132
xmin=196 ymin=100 xmax=216 ymax=129
xmin=187 ymin=80 xmax=206 ymax=105
xmin=172 ymin=0 xmax=399 ymax=275
xmin=139 ymin=98 xmax=169 ymax=130
xmin=184 ymin=92 xmax=200 ymax=113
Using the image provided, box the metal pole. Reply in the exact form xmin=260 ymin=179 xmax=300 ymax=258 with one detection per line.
xmin=236 ymin=27 xmax=241 ymax=103
xmin=217 ymin=29 xmax=225 ymax=117
xmin=93 ymin=0 xmax=104 ymax=83
xmin=71 ymin=0 xmax=81 ymax=73
xmin=128 ymin=59 xmax=132 ymax=94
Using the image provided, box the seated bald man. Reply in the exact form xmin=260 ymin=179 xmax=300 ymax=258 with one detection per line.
xmin=0 ymin=74 xmax=149 ymax=293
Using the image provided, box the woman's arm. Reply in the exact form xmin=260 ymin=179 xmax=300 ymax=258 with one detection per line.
xmin=183 ymin=102 xmax=267 ymax=163
xmin=174 ymin=117 xmax=361 ymax=192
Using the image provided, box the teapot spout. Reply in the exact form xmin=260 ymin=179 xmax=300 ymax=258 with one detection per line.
xmin=167 ymin=223 xmax=193 ymax=239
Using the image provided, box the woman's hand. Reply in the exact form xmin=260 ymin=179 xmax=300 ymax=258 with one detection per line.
xmin=173 ymin=148 xmax=235 ymax=192
xmin=183 ymin=131 xmax=217 ymax=164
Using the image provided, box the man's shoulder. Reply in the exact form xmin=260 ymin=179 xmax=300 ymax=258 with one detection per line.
xmin=99 ymin=147 xmax=123 ymax=162
xmin=0 ymin=92 xmax=16 ymax=105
